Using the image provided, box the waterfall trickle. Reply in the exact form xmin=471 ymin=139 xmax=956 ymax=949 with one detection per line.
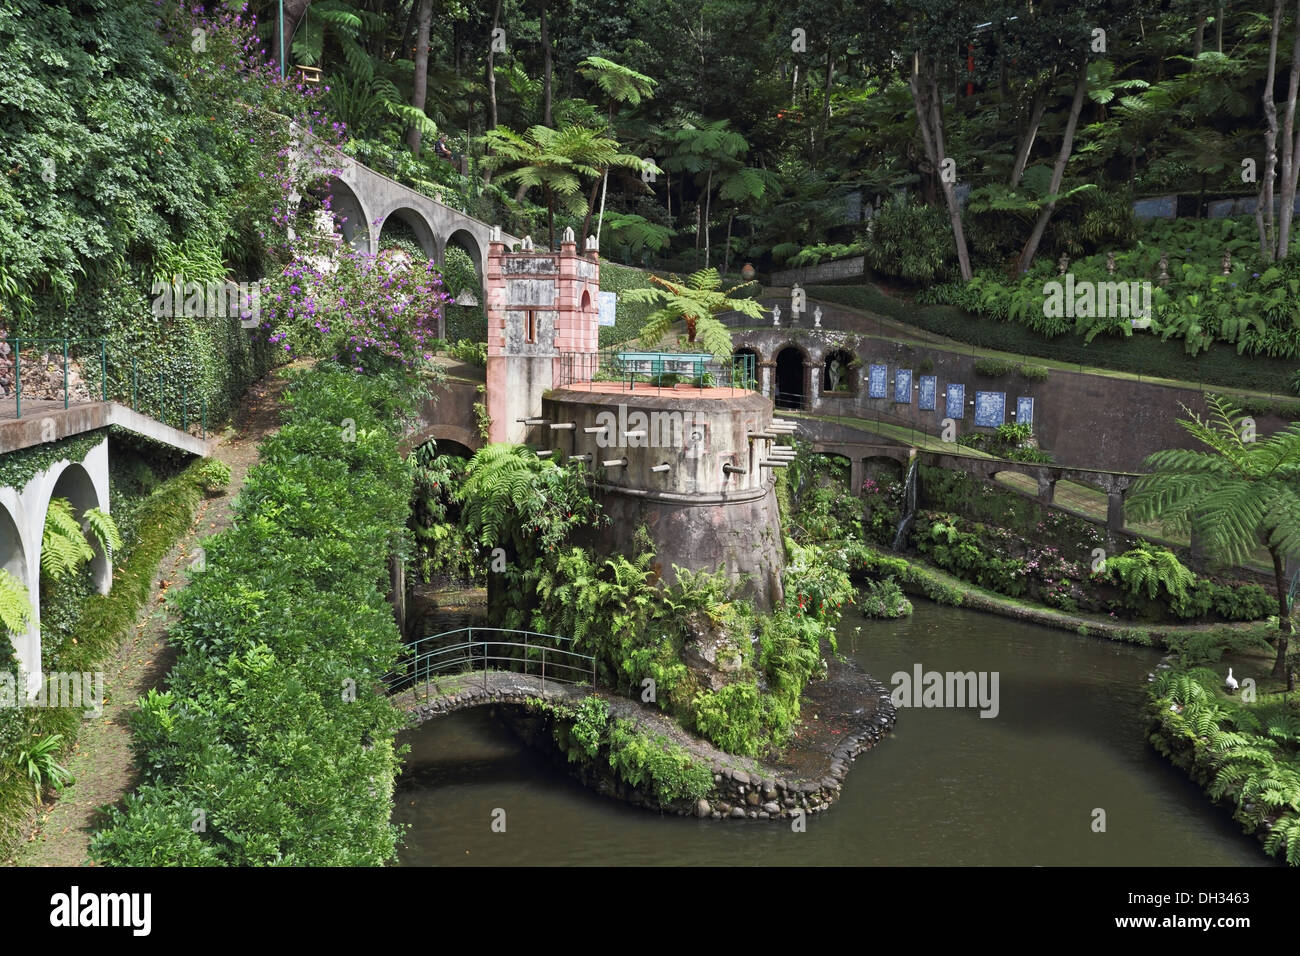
xmin=891 ymin=458 xmax=919 ymax=552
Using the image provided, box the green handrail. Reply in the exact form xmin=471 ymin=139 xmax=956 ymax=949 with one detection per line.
xmin=383 ymin=626 xmax=596 ymax=693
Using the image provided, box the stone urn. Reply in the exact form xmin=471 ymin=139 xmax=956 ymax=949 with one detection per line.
xmin=740 ymin=262 xmax=756 ymax=281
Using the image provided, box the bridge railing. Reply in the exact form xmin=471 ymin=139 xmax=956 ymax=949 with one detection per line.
xmin=2 ymin=337 xmax=208 ymax=437
xmin=382 ymin=626 xmax=596 ymax=695
xmin=556 ymin=350 xmax=757 ymax=392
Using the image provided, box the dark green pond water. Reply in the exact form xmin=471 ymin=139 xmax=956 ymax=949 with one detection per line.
xmin=392 ymin=601 xmax=1269 ymax=866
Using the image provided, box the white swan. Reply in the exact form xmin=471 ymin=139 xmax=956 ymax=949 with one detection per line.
xmin=1225 ymin=668 xmax=1239 ymax=694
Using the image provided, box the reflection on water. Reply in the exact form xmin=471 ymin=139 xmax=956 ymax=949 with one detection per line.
xmin=393 ymin=602 xmax=1270 ymax=866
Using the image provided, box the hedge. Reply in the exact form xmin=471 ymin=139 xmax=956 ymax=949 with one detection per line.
xmin=806 ymin=284 xmax=1298 ymax=394
xmin=90 ymin=365 xmax=415 ymax=865
xmin=0 ymin=452 xmax=209 ymax=857
xmin=598 ymin=260 xmax=658 ymax=349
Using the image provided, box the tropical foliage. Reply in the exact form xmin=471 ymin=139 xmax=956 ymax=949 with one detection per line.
xmin=90 ymin=366 xmax=418 ymax=865
xmin=1127 ymin=395 xmax=1300 ymax=678
xmin=1149 ymin=663 xmax=1300 ymax=866
xmin=621 ymin=268 xmax=765 ymax=361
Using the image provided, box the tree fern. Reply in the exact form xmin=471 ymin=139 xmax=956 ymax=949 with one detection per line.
xmin=41 ymin=498 xmax=93 ymax=582
xmin=40 ymin=497 xmax=118 ymax=582
xmin=1263 ymin=812 xmax=1300 ymax=865
xmin=84 ymin=507 xmax=122 ymax=556
xmin=0 ymin=568 xmax=32 ymax=635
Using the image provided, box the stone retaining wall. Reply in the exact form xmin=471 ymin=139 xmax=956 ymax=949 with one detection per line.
xmin=395 ymin=668 xmax=897 ymax=821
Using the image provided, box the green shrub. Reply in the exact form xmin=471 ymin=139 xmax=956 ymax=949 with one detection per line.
xmin=860 ymin=576 xmax=914 ymax=618
xmin=1018 ymin=363 xmax=1050 ymax=382
xmin=446 ymin=339 xmax=487 ymax=367
xmin=691 ymin=683 xmax=766 ymax=757
xmin=864 ymin=199 xmax=955 ymax=283
xmin=193 ymin=459 xmax=232 ymax=495
xmin=90 ymin=365 xmax=416 ymax=866
xmin=1148 ymin=664 xmax=1300 ymax=866
xmin=607 ymin=719 xmax=712 ymax=805
xmin=973 ymin=357 xmax=1017 ymax=377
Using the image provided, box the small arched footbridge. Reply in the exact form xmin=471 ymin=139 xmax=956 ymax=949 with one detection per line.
xmin=383 ymin=627 xmax=598 ymax=722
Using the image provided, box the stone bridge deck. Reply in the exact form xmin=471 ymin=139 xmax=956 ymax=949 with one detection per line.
xmin=0 ymin=400 xmax=217 ymax=457
xmin=391 ymin=660 xmax=895 ymax=821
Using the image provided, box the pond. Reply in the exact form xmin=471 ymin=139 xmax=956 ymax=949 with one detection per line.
xmin=393 ymin=601 xmax=1269 ymax=866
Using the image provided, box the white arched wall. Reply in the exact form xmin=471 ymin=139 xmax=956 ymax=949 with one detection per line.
xmin=0 ymin=493 xmax=36 ymax=697
xmin=443 ymin=227 xmax=487 ymax=308
xmin=376 ymin=205 xmax=438 ymax=258
xmin=1 ymin=437 xmax=110 ymax=698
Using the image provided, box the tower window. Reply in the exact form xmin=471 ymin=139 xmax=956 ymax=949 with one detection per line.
xmin=525 ymin=310 xmax=537 ymax=344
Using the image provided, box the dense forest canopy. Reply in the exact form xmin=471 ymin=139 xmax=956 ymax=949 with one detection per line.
xmin=229 ymin=0 xmax=1300 ymax=275
xmin=7 ymin=0 xmax=1300 ymax=364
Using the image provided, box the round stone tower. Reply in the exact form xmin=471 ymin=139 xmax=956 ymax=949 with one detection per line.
xmin=484 ymin=229 xmax=785 ymax=608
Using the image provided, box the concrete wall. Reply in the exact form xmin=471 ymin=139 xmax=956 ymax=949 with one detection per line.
xmin=733 ymin=327 xmax=1293 ymax=473
xmin=0 ymin=436 xmax=111 ymax=697
xmin=771 ymin=256 xmax=865 ymax=287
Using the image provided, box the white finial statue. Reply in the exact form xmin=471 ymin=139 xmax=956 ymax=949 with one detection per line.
xmin=521 ymin=235 xmax=534 ymax=251
xmin=562 ymin=226 xmax=575 ymax=244
xmin=489 ymin=225 xmax=502 ymax=242
xmin=813 ymin=305 xmax=823 ymax=328
xmin=584 ymin=235 xmax=598 ymax=252
xmin=772 ymin=303 xmax=782 ymax=327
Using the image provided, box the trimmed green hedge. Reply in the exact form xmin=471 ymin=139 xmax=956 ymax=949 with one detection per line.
xmin=0 ymin=452 xmax=209 ymax=857
xmin=598 ymin=260 xmax=657 ymax=349
xmin=807 ymin=284 xmax=1298 ymax=394
xmin=90 ymin=365 xmax=415 ymax=866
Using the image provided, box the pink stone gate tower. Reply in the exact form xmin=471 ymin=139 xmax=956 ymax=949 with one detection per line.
xmin=485 ymin=227 xmax=600 ymax=444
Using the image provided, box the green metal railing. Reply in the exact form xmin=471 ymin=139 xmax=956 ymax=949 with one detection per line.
xmin=557 ymin=349 xmax=757 ymax=392
xmin=4 ymin=337 xmax=207 ymax=437
xmin=382 ymin=626 xmax=596 ymax=695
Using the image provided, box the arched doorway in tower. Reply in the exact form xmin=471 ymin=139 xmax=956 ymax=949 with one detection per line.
xmin=774 ymin=347 xmax=806 ymax=409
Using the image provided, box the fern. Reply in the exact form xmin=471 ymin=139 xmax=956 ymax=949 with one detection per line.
xmin=0 ymin=568 xmax=32 ymax=635
xmin=84 ymin=507 xmax=122 ymax=555
xmin=1264 ymin=812 xmax=1300 ymax=865
xmin=40 ymin=496 xmax=114 ymax=582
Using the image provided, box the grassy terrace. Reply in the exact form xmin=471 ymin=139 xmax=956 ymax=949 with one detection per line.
xmin=789 ymin=410 xmax=1276 ymax=574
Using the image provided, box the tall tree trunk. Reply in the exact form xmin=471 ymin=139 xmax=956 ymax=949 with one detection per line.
xmin=546 ymin=185 xmax=556 ymax=250
xmin=486 ymin=0 xmax=500 ymax=130
xmin=406 ymin=0 xmax=433 ymax=155
xmin=1194 ymin=8 xmax=1207 ymax=57
xmin=594 ymin=170 xmax=609 ymax=249
xmin=1271 ymin=546 xmax=1292 ymax=678
xmin=541 ymin=0 xmax=553 ymax=127
xmin=1277 ymin=0 xmax=1300 ymax=259
xmin=1010 ymin=84 xmax=1049 ymax=189
xmin=1258 ymin=0 xmax=1282 ymax=261
xmin=666 ymin=172 xmax=672 ymax=219
xmin=820 ymin=51 xmax=835 ymax=163
xmin=909 ymin=55 xmax=972 ymax=282
xmin=704 ymin=165 xmax=713 ymax=268
xmin=1217 ymin=2 xmax=1225 ymax=52
xmin=1016 ymin=66 xmax=1089 ymax=276
xmin=723 ymin=211 xmax=734 ymax=277
xmin=581 ymin=172 xmax=602 ymax=239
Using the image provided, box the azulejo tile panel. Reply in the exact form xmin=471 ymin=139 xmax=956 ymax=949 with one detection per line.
xmin=894 ymin=369 xmax=912 ymax=403
xmin=975 ymin=390 xmax=1006 ymax=428
xmin=868 ymin=364 xmax=888 ymax=398
xmin=918 ymin=375 xmax=937 ymax=411
xmin=945 ymin=383 xmax=965 ymax=419
xmin=1016 ymin=396 xmax=1034 ymax=428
